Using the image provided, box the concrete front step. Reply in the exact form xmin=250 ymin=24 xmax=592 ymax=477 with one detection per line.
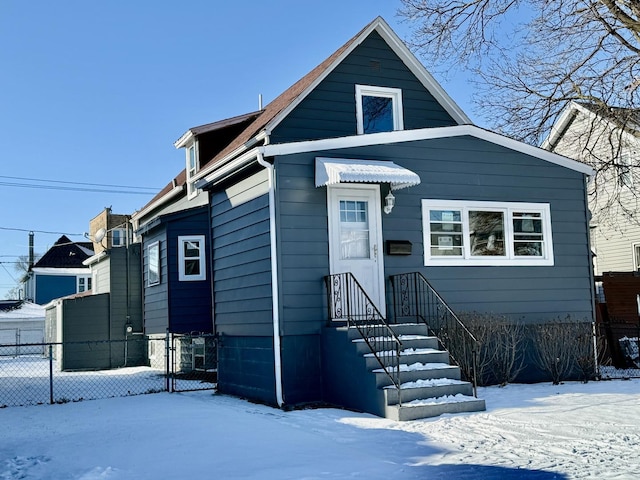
xmin=372 ymin=362 xmax=461 ymax=387
xmin=385 ymin=395 xmax=487 ymax=421
xmin=383 ymin=378 xmax=474 ymax=404
xmin=352 ymin=335 xmax=440 ymax=354
xmin=345 ymin=323 xmax=431 ymax=340
xmin=363 ymin=348 xmax=449 ymax=370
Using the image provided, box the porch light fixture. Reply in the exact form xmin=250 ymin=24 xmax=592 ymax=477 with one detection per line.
xmin=384 ymin=191 xmax=395 ymax=214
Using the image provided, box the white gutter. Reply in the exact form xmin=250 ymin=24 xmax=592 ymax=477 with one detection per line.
xmin=256 ymin=151 xmax=284 ymax=408
xmin=82 ymin=251 xmax=108 ymax=266
xmin=131 ymin=185 xmax=184 ymax=223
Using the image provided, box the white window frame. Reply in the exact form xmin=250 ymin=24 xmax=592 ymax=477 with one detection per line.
xmin=633 ymin=242 xmax=640 ymax=271
xmin=178 ymin=235 xmax=206 ymax=281
xmin=355 ymin=85 xmax=404 ymax=135
xmin=422 ymin=199 xmax=554 ymax=266
xmin=77 ymin=275 xmax=91 ymax=293
xmin=148 ymin=241 xmax=160 ymax=286
xmin=111 ymin=228 xmax=126 ymax=247
xmin=186 ymin=142 xmax=199 ymax=198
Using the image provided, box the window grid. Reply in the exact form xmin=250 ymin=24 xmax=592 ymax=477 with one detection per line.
xmin=422 ymin=200 xmax=553 ymax=266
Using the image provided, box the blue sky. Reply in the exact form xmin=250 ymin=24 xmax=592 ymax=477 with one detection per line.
xmin=0 ymin=1 xmax=477 ymax=299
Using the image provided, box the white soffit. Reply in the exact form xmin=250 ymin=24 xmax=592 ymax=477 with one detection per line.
xmin=315 ymin=157 xmax=421 ymax=191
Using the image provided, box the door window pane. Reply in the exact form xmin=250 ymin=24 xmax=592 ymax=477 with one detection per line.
xmin=339 ymin=200 xmax=370 ymax=259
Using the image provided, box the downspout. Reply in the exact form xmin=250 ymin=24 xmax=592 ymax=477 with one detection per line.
xmin=257 ymin=151 xmax=284 ymax=407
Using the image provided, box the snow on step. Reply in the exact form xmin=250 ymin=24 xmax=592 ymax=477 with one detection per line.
xmin=364 ymin=347 xmax=440 ymax=357
xmin=385 ymin=378 xmax=467 ymax=390
xmin=352 ymin=334 xmax=431 ymax=343
xmin=373 ymin=362 xmax=452 ymax=373
xmin=405 ymin=393 xmax=479 ymax=406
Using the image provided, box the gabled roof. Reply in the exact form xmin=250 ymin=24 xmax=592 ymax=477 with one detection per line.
xmin=543 ymin=101 xmax=640 ymax=151
xmin=191 ymin=16 xmax=471 ymax=182
xmin=33 ymin=235 xmax=94 ymax=269
xmin=174 ymin=111 xmax=262 ymax=148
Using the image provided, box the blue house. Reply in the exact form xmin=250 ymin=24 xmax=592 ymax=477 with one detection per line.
xmin=22 ymin=235 xmax=94 ymax=305
xmin=173 ymin=17 xmax=594 ymax=420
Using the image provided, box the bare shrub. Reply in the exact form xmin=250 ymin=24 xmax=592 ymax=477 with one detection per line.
xmin=486 ymin=320 xmax=526 ymax=386
xmin=456 ymin=313 xmax=525 ymax=387
xmin=531 ymin=318 xmax=594 ymax=384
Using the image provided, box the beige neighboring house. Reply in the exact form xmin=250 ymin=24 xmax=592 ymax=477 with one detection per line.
xmin=543 ymin=101 xmax=640 ymax=275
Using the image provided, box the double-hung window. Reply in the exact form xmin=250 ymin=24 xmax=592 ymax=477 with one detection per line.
xmin=355 ymin=85 xmax=403 ymax=135
xmin=422 ymin=200 xmax=554 ymax=266
xmin=178 ymin=235 xmax=206 ymax=281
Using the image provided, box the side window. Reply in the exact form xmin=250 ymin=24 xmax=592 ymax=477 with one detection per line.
xmin=355 ymin=85 xmax=403 ymax=135
xmin=77 ymin=276 xmax=91 ymax=293
xmin=111 ymin=228 xmax=126 ymax=247
xmin=178 ymin=235 xmax=206 ymax=281
xmin=187 ymin=144 xmax=198 ymax=198
xmin=148 ymin=242 xmax=160 ymax=286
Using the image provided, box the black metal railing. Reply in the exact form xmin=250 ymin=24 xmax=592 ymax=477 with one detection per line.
xmin=325 ymin=273 xmax=403 ymax=398
xmin=390 ymin=271 xmax=479 ymax=396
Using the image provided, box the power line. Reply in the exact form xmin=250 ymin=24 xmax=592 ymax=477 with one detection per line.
xmin=0 ymin=175 xmax=159 ymax=191
xmin=0 ymin=180 xmax=155 ymax=195
xmin=0 ymin=226 xmax=85 ymax=236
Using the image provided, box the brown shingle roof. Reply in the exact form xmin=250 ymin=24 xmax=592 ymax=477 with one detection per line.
xmin=137 ymin=169 xmax=186 ymax=213
xmin=207 ymin=18 xmax=379 ymax=166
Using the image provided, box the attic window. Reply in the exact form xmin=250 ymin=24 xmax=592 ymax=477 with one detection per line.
xmin=355 ymin=85 xmax=403 ymax=135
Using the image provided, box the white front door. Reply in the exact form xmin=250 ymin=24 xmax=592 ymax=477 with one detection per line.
xmin=327 ymin=185 xmax=385 ymax=313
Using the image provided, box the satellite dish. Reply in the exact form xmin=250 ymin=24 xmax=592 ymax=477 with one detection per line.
xmin=94 ymin=228 xmax=106 ymax=243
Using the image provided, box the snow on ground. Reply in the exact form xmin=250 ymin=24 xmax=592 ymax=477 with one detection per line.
xmin=1 ymin=380 xmax=639 ymax=480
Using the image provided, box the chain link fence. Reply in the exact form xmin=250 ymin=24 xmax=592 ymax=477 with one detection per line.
xmin=597 ymin=322 xmax=640 ymax=379
xmin=0 ymin=334 xmax=217 ymax=408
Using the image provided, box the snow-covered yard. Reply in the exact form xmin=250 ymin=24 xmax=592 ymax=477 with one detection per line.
xmin=1 ymin=379 xmax=638 ymax=479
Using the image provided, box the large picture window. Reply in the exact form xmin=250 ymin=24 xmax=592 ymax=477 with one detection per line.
xmin=148 ymin=241 xmax=160 ymax=286
xmin=178 ymin=235 xmax=206 ymax=281
xmin=422 ymin=200 xmax=554 ymax=266
xmin=355 ymin=85 xmax=403 ymax=135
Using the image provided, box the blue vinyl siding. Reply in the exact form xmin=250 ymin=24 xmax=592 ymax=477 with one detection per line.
xmin=211 ymin=171 xmax=273 ymax=336
xmin=274 ymin=135 xmax=593 ymax=326
xmin=35 ymin=275 xmax=78 ymax=305
xmin=271 ymin=31 xmax=457 ymax=144
xmin=142 ymin=230 xmax=168 ymax=335
xmin=166 ymin=210 xmax=212 ymax=334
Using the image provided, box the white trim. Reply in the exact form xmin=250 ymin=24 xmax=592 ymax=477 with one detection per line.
xmin=186 ymin=142 xmax=199 ymax=199
xmin=82 ymin=251 xmax=108 ymax=266
xmin=198 ymin=125 xmax=594 ymax=191
xmin=633 ymin=242 xmax=640 ymax=271
xmin=266 ymin=17 xmax=471 ymax=133
xmin=132 ymin=186 xmax=184 ymax=223
xmin=422 ymin=199 xmax=555 ymax=266
xmin=355 ymin=84 xmax=404 ymax=134
xmin=178 ymin=235 xmax=206 ymax=282
xmin=29 ymin=267 xmax=91 ymax=275
xmin=174 ymin=130 xmax=194 ymax=149
xmin=260 ymin=125 xmax=595 ymax=176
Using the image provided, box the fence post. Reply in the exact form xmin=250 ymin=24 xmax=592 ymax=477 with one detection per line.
xmin=165 ymin=333 xmax=171 ymax=393
xmin=49 ymin=344 xmax=54 ymax=404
